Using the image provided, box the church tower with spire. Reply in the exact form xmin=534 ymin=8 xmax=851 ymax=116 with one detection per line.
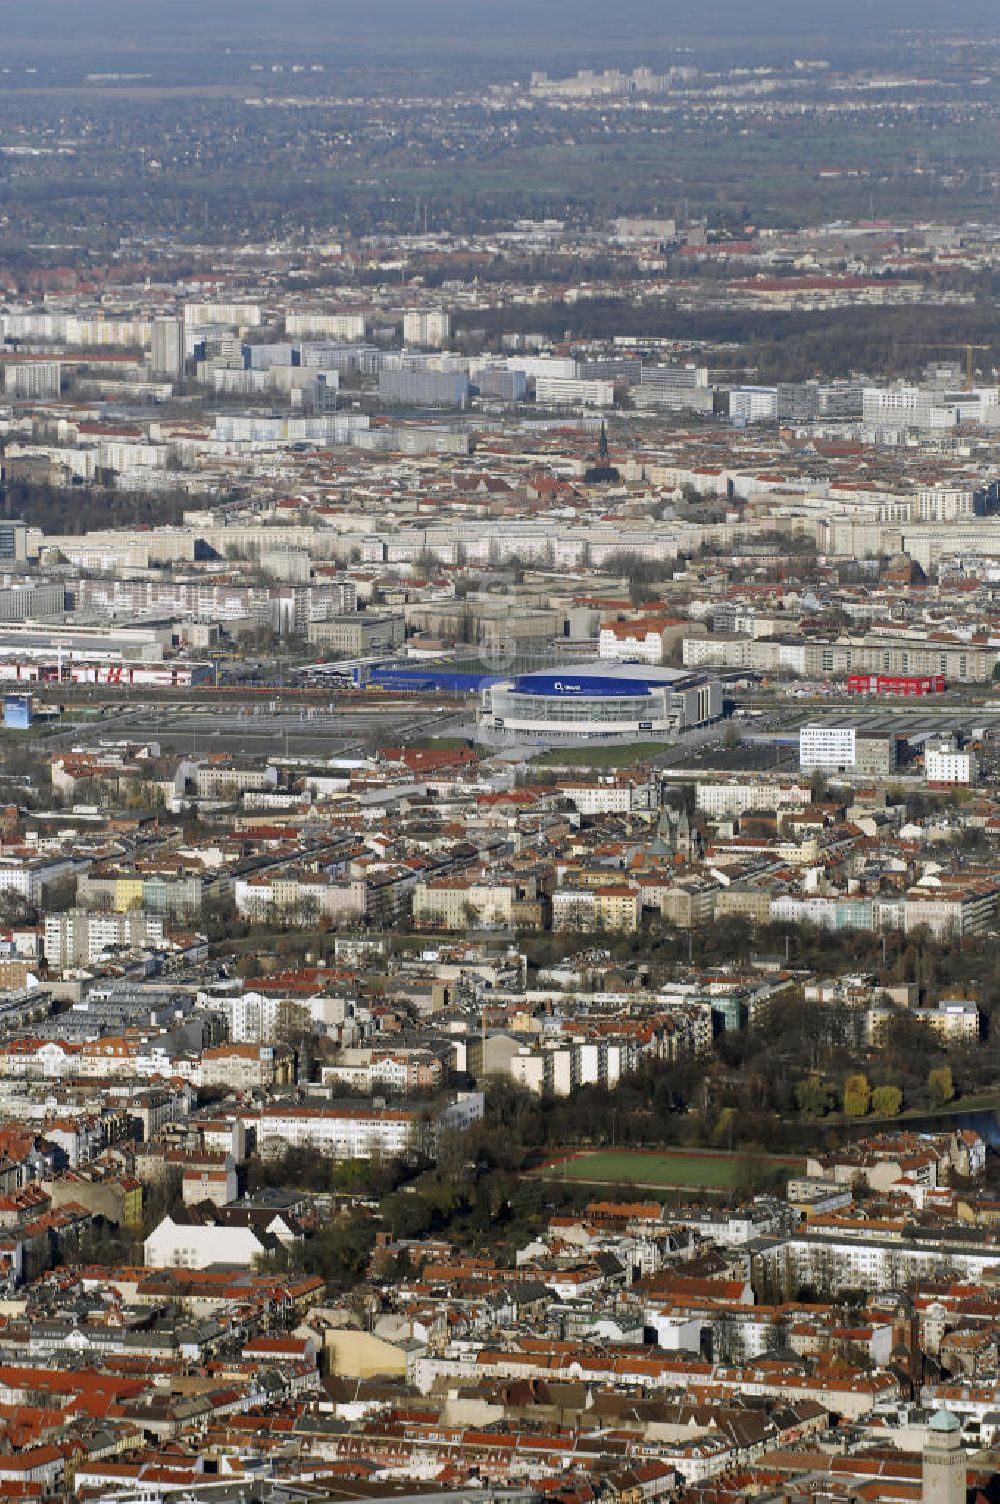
xmin=583 ymin=419 xmax=620 ymax=484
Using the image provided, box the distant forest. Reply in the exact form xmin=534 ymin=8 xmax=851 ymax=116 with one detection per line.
xmin=0 ymin=479 xmax=187 ymax=536
xmin=456 ymin=292 xmax=1000 ymax=385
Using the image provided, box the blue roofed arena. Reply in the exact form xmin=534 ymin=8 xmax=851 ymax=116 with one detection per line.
xmin=477 ymin=662 xmax=723 ymax=745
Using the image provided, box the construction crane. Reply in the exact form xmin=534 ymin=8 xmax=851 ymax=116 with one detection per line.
xmin=899 ymin=340 xmax=992 ymax=391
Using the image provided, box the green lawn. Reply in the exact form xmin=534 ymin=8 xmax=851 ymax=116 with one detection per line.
xmin=536 ymin=1147 xmax=805 ymax=1190
xmin=532 ymin=742 xmax=670 ymax=769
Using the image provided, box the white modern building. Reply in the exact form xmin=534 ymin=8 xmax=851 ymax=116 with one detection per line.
xmin=402 ymin=309 xmax=451 ymax=347
xmin=635 ymin=364 xmax=712 ymax=413
xmin=507 ymin=355 xmax=578 ymax=381
xmin=535 ymin=376 xmax=614 ymax=408
xmin=925 ymin=738 xmax=977 ymax=787
xmin=729 ymin=386 xmax=778 ymax=424
xmin=799 ymin=724 xmax=856 ymax=772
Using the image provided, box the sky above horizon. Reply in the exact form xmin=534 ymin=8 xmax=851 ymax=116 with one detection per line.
xmin=6 ymin=0 xmax=1000 ymax=48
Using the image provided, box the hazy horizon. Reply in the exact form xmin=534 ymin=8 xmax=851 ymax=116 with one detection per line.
xmin=4 ymin=0 xmax=1000 ymax=54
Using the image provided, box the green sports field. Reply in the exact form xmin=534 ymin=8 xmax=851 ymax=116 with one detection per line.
xmin=536 ymin=1148 xmax=805 ymax=1190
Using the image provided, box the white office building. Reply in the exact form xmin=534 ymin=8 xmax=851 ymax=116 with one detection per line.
xmin=799 ymin=724 xmax=856 ymax=772
xmin=535 ymin=376 xmax=615 ymax=408
xmin=729 ymin=386 xmax=778 ymax=424
xmin=507 ymin=355 xmax=578 ymax=381
xmin=635 ymin=364 xmax=713 ymax=414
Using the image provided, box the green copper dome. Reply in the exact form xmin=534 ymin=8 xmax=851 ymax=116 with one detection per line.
xmin=928 ymin=1409 xmax=961 ymax=1434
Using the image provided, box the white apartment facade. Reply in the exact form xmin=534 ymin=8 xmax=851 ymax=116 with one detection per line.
xmin=695 ymin=781 xmax=811 ymax=818
xmin=799 ymin=725 xmax=856 ymax=772
xmin=246 ymin=1104 xmax=420 ymax=1160
xmin=925 ymin=741 xmax=977 ymax=786
xmin=44 ymin=909 xmax=165 ymax=968
xmin=402 ymin=309 xmax=451 ymax=347
xmin=599 ymin=622 xmax=665 ymax=664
